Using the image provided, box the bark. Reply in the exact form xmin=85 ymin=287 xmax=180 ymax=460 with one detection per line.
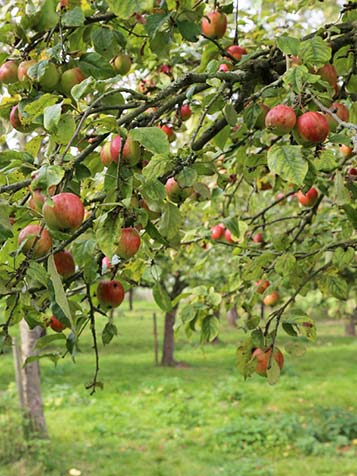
xmin=345 ymin=309 xmax=357 ymax=337
xmin=227 ymin=305 xmax=238 ymax=327
xmin=129 ymin=288 xmax=134 ymax=311
xmin=19 ymin=320 xmax=48 ymax=439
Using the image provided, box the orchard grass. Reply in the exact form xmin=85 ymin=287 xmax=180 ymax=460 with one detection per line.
xmin=0 ymin=299 xmax=356 ymax=476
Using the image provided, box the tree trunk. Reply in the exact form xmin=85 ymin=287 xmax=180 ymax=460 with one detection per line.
xmin=161 ymin=307 xmax=178 ymax=366
xmin=129 ymin=288 xmax=134 ymax=311
xmin=19 ymin=320 xmax=48 ymax=439
xmin=227 ymin=304 xmax=238 ymax=327
xmin=345 ymin=309 xmax=357 ymax=337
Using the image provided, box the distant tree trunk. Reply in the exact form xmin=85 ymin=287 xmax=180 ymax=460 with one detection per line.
xmin=345 ymin=308 xmax=357 ymax=337
xmin=227 ymin=304 xmax=238 ymax=327
xmin=129 ymin=288 xmax=134 ymax=311
xmin=161 ymin=273 xmax=186 ymax=367
xmin=19 ymin=320 xmax=48 ymax=439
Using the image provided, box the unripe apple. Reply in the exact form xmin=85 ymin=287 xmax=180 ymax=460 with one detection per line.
xmin=38 ymin=62 xmax=60 ymax=91
xmin=165 ymin=177 xmax=193 ymax=203
xmin=100 ymin=142 xmax=112 ymax=166
xmin=97 ymin=280 xmax=125 ymax=308
xmin=201 ymin=11 xmax=227 ymax=39
xmin=325 ymin=102 xmax=349 ymax=132
xmin=49 ymin=315 xmax=66 ymax=332
xmin=218 ymin=63 xmax=231 ymax=72
xmin=29 ymin=190 xmax=46 ymax=213
xmin=226 ymin=45 xmax=247 ymax=61
xmin=54 ymin=250 xmax=75 ymax=278
xmin=42 ymin=193 xmax=85 ymax=231
xmin=253 ymin=233 xmax=264 ymax=244
xmin=295 ymin=112 xmax=329 ymax=145
xmin=263 ymin=291 xmax=280 ymax=306
xmin=317 ymin=63 xmax=338 ymax=94
xmin=112 ymin=54 xmax=132 ymax=75
xmin=255 ymin=103 xmax=270 ymax=129
xmin=265 ymin=105 xmax=296 ymax=135
xmin=9 ymin=105 xmax=36 ymax=133
xmin=0 ymin=61 xmax=18 ymax=84
xmin=138 ymin=199 xmax=161 ymax=220
xmin=252 ymin=347 xmax=284 ymax=377
xmin=102 ymin=256 xmax=112 ymax=269
xmin=159 ymin=124 xmax=176 ymax=143
xmin=180 ymin=104 xmax=192 ymax=121
xmin=116 ymin=227 xmax=141 ymax=259
xmin=211 ymin=223 xmax=225 ymax=240
xmin=17 ymin=60 xmax=36 ymax=81
xmin=340 ymin=145 xmax=353 ymax=158
xmin=297 ymin=188 xmax=318 ymax=207
xmin=18 ymin=224 xmax=52 ymax=257
xmin=255 ymin=279 xmax=270 ymax=294
xmin=60 ymin=67 xmax=86 ymax=96
xmin=109 ymin=135 xmax=142 ymax=166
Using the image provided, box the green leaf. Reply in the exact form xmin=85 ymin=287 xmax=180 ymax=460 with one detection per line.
xmin=79 ymin=53 xmax=115 ymax=80
xmin=43 ymin=103 xmax=62 ymax=132
xmin=342 ymin=205 xmax=357 ymax=229
xmin=102 ymin=322 xmax=118 ymax=345
xmin=283 ymin=313 xmax=316 ymax=341
xmin=267 ymin=144 xmax=307 ymax=185
xmin=35 ymin=333 xmax=65 ymax=350
xmin=223 ymin=104 xmax=238 ymax=126
xmin=266 ymin=358 xmax=281 ymax=385
xmin=145 ymin=221 xmax=168 ymax=246
xmin=27 ymin=262 xmax=49 ymax=287
xmin=318 ymin=273 xmax=348 ymax=300
xmin=62 ymin=7 xmax=85 ymax=27
xmin=71 ymin=77 xmax=96 ymax=101
xmin=152 ymin=283 xmax=172 ymax=312
xmin=277 ymin=36 xmax=300 ymax=55
xmin=25 ymin=353 xmax=60 ymax=366
xmin=130 ymin=128 xmax=170 ymax=156
xmin=23 ymin=94 xmax=58 ymax=121
xmin=299 ymin=37 xmax=331 ymax=67
xmin=91 ymin=27 xmax=120 ymax=59
xmin=333 ymin=247 xmax=355 ymax=268
xmin=95 ymin=212 xmax=122 ymax=259
xmin=283 ymin=65 xmax=310 ymax=93
xmin=142 ymin=179 xmax=166 ymax=202
xmin=31 ymin=165 xmax=64 ymax=192
xmin=334 ymin=172 xmax=350 ymax=206
xmin=274 ymin=253 xmax=296 ymax=275
xmin=236 ymin=337 xmax=255 ymax=379
xmin=200 ymin=316 xmax=220 ymax=344
xmin=48 ymin=255 xmax=73 ymax=325
xmin=105 ymin=0 xmax=152 ymax=18
xmin=52 ymin=113 xmax=76 ymax=144
xmin=176 ymin=167 xmax=197 ymax=187
xmin=0 ymin=200 xmax=13 ymax=241
xmin=160 ymin=202 xmax=182 ymax=241
xmin=143 ymin=156 xmax=174 ymax=181
xmin=177 ymin=20 xmax=200 ymax=42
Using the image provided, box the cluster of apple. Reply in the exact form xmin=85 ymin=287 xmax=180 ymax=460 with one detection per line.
xmin=210 ymin=223 xmax=234 ymax=243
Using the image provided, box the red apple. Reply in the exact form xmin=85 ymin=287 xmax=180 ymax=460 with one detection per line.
xmin=0 ymin=61 xmax=18 ymax=84
xmin=60 ymin=67 xmax=86 ymax=96
xmin=201 ymin=11 xmax=227 ymax=39
xmin=253 ymin=233 xmax=264 ymax=244
xmin=265 ymin=105 xmax=296 ymax=135
xmin=100 ymin=142 xmax=112 ymax=166
xmin=159 ymin=64 xmax=172 ymax=75
xmin=180 ymin=104 xmax=192 ymax=121
xmin=218 ymin=63 xmax=231 ymax=72
xmin=297 ymin=187 xmax=318 ymax=207
xmin=17 ymin=60 xmax=36 ymax=81
xmin=317 ymin=63 xmax=338 ymax=94
xmin=165 ymin=177 xmax=193 ymax=203
xmin=256 ymin=279 xmax=270 ymax=294
xmin=226 ymin=45 xmax=247 ymax=61
xmin=112 ymin=54 xmax=132 ymax=75
xmin=28 ymin=190 xmax=46 ymax=213
xmin=295 ymin=112 xmax=329 ymax=145
xmin=42 ymin=193 xmax=85 ymax=231
xmin=325 ymin=102 xmax=349 ymax=132
xmin=18 ymin=224 xmax=52 ymax=258
xmin=102 ymin=256 xmax=112 ymax=269
xmin=49 ymin=315 xmax=66 ymax=332
xmin=348 ymin=168 xmax=357 ymax=178
xmin=9 ymin=105 xmax=36 ymax=133
xmin=252 ymin=347 xmax=284 ymax=377
xmin=97 ymin=280 xmax=125 ymax=308
xmin=224 ymin=229 xmax=234 ymax=243
xmin=116 ymin=227 xmax=141 ymax=259
xmin=159 ymin=124 xmax=176 ymax=143
xmin=263 ymin=291 xmax=280 ymax=306
xmin=54 ymin=250 xmax=75 ymax=278
xmin=211 ymin=223 xmax=225 ymax=240
xmin=340 ymin=145 xmax=353 ymax=158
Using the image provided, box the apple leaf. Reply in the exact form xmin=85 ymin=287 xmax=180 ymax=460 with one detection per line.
xmin=236 ymin=337 xmax=256 ymax=379
xmin=35 ymin=333 xmax=65 ymax=350
xmin=298 ymin=36 xmax=331 ymax=67
xmin=62 ymin=7 xmax=85 ymax=27
xmin=105 ymin=0 xmax=152 ymax=18
xmin=153 ymin=283 xmax=172 ymax=312
xmin=267 ymin=144 xmax=307 ymax=185
xmin=48 ymin=255 xmax=73 ymax=326
xmin=276 ymin=35 xmax=300 ymax=55
xmin=266 ymin=358 xmax=281 ymax=385
xmin=79 ymin=53 xmax=115 ymax=80
xmin=44 ymin=103 xmax=61 ymax=132
xmin=130 ymin=128 xmax=170 ymax=156
xmin=102 ymin=322 xmax=117 ymax=345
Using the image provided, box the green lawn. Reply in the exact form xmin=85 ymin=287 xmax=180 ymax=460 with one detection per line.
xmin=1 ymin=299 xmax=356 ymax=476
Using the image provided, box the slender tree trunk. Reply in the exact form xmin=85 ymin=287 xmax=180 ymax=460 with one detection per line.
xmin=129 ymin=288 xmax=134 ymax=311
xmin=161 ymin=307 xmax=178 ymax=366
xmin=19 ymin=320 xmax=48 ymax=439
xmin=227 ymin=304 xmax=238 ymax=327
xmin=345 ymin=309 xmax=357 ymax=337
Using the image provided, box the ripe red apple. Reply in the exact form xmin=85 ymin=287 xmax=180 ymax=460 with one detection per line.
xmin=42 ymin=192 xmax=85 ymax=231
xmin=348 ymin=168 xmax=357 ymax=178
xmin=255 ymin=279 xmax=270 ymax=294
xmin=218 ymin=63 xmax=231 ymax=72
xmin=297 ymin=187 xmax=318 ymax=207
xmin=325 ymin=102 xmax=349 ymax=132
xmin=49 ymin=315 xmax=66 ymax=332
xmin=112 ymin=54 xmax=132 ymax=75
xmin=295 ymin=112 xmax=329 ymax=145
xmin=165 ymin=177 xmax=193 ymax=203
xmin=317 ymin=63 xmax=338 ymax=94
xmin=180 ymin=104 xmax=192 ymax=121
xmin=102 ymin=256 xmax=112 ymax=269
xmin=265 ymin=105 xmax=296 ymax=135
xmin=226 ymin=45 xmax=247 ymax=61
xmin=159 ymin=124 xmax=176 ymax=143
xmin=97 ymin=280 xmax=125 ymax=308
xmin=17 ymin=60 xmax=36 ymax=81
xmin=224 ymin=229 xmax=234 ymax=243
xmin=0 ymin=61 xmax=18 ymax=84
xmin=201 ymin=11 xmax=227 ymax=39
xmin=253 ymin=233 xmax=264 ymax=244
xmin=18 ymin=224 xmax=52 ymax=258
xmin=29 ymin=190 xmax=46 ymax=213
xmin=255 ymin=103 xmax=270 ymax=129
xmin=340 ymin=145 xmax=353 ymax=158
xmin=252 ymin=347 xmax=284 ymax=377
xmin=9 ymin=105 xmax=36 ymax=133
xmin=159 ymin=64 xmax=172 ymax=75
xmin=211 ymin=223 xmax=225 ymax=240
xmin=100 ymin=142 xmax=112 ymax=166
xmin=116 ymin=227 xmax=141 ymax=259
xmin=263 ymin=291 xmax=280 ymax=306
xmin=60 ymin=67 xmax=86 ymax=96
xmin=54 ymin=250 xmax=75 ymax=278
